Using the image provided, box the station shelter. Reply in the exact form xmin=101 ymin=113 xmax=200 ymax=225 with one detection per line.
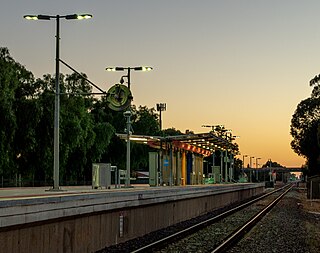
xmin=118 ymin=132 xmax=238 ymax=186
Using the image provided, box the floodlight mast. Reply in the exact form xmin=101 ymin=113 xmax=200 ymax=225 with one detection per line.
xmin=24 ymin=13 xmax=92 ymax=190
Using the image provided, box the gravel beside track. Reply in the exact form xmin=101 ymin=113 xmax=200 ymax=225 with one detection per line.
xmin=227 ymin=188 xmax=320 ymax=253
xmin=155 ymin=189 xmax=284 ymax=253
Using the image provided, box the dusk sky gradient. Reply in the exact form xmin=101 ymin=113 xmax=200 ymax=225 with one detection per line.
xmin=2 ymin=0 xmax=318 ymax=167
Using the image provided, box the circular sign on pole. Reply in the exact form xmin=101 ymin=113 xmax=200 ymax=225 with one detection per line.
xmin=106 ymin=84 xmax=132 ymax=111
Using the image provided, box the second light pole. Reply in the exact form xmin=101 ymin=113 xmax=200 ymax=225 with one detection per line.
xmin=106 ymin=66 xmax=153 ymax=187
xmin=242 ymin=154 xmax=248 ymax=174
xmin=156 ymin=103 xmax=166 ymax=130
xmin=256 ymin=157 xmax=261 ymax=182
xmin=249 ymin=156 xmax=255 ymax=182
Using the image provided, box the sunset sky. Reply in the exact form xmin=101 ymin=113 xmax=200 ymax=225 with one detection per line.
xmin=2 ymin=0 xmax=318 ymax=167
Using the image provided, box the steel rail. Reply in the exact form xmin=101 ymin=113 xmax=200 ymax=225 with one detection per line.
xmin=131 ymin=184 xmax=291 ymax=253
xmin=211 ymin=184 xmax=294 ymax=253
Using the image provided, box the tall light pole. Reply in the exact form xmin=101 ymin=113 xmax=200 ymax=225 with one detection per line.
xmin=256 ymin=157 xmax=261 ymax=169
xmin=242 ymin=154 xmax=248 ymax=174
xmin=224 ymin=149 xmax=228 ymax=182
xmin=249 ymin=156 xmax=254 ymax=182
xmin=269 ymin=159 xmax=273 ymax=182
xmin=249 ymin=156 xmax=255 ymax=168
xmin=256 ymin=157 xmax=261 ymax=182
xmin=24 ymin=13 xmax=92 ymax=190
xmin=212 ymin=149 xmax=215 ymax=173
xmin=156 ymin=103 xmax=166 ymax=130
xmin=220 ymin=149 xmax=223 ymax=183
xmin=203 ymin=160 xmax=208 ymax=177
xmin=106 ymin=66 xmax=153 ymax=187
xmin=156 ymin=103 xmax=166 ymax=186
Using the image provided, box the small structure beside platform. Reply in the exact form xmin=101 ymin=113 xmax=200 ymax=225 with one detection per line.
xmin=307 ymin=175 xmax=320 ymax=199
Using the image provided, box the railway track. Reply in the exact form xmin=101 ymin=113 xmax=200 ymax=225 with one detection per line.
xmin=131 ymin=184 xmax=293 ymax=253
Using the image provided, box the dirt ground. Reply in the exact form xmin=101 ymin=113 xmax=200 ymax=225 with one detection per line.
xmin=296 ymin=186 xmax=320 ymax=213
xmin=295 ymin=185 xmax=320 ymax=252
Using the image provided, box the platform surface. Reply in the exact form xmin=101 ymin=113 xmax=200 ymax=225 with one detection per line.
xmin=0 ymin=183 xmax=264 ymax=228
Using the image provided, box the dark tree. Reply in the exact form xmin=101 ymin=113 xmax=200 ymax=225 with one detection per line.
xmin=0 ymin=47 xmax=35 ymax=181
xmin=131 ymin=105 xmax=160 ymax=136
xmin=290 ymin=77 xmax=320 ymax=176
xmin=162 ymin=127 xmax=183 ymax=136
xmin=261 ymin=160 xmax=284 ymax=168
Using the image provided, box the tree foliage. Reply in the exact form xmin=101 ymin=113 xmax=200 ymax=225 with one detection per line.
xmin=0 ymin=47 xmax=35 ymax=177
xmin=0 ymin=47 xmax=118 ymax=185
xmin=291 ymin=77 xmax=320 ymax=176
xmin=131 ymin=105 xmax=160 ymax=136
xmin=162 ymin=127 xmax=183 ymax=136
xmin=0 ymin=47 xmax=242 ymax=185
xmin=261 ymin=160 xmax=284 ymax=168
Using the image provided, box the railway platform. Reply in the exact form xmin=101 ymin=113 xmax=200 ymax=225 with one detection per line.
xmin=0 ymin=183 xmax=264 ymax=253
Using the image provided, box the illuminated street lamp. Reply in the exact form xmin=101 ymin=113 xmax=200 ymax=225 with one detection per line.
xmin=24 ymin=13 xmax=92 ymax=190
xmin=106 ymin=67 xmax=152 ymax=90
xmin=106 ymin=66 xmax=153 ymax=187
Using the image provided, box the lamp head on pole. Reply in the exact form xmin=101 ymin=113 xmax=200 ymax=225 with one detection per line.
xmin=106 ymin=67 xmax=125 ymax=71
xmin=74 ymin=14 xmax=93 ymax=20
xmin=156 ymin=103 xmax=166 ymax=112
xmin=24 ymin=15 xmax=50 ymax=20
xmin=134 ymin=66 xmax=153 ymax=71
xmin=24 ymin=14 xmax=92 ymax=21
xmin=106 ymin=66 xmax=153 ymax=72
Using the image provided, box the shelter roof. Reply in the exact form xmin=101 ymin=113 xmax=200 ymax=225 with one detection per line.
xmin=116 ymin=132 xmax=238 ymax=156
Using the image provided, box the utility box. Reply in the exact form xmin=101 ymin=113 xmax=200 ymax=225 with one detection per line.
xmin=92 ymin=163 xmax=112 ymax=189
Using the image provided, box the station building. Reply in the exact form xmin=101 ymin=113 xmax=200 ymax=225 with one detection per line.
xmin=117 ymin=131 xmax=239 ymax=186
